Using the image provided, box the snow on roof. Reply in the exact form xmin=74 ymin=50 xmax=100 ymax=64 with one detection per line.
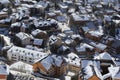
xmin=83 ymin=65 xmax=93 ymax=79
xmin=71 ymin=13 xmax=90 ymax=21
xmin=90 ymin=42 xmax=107 ymax=50
xmin=11 ymin=22 xmax=21 ymax=28
xmin=49 ymin=35 xmax=58 ymax=45
xmin=67 ymin=71 xmax=75 ymax=76
xmin=33 ymin=39 xmax=43 ymax=46
xmin=57 ymin=16 xmax=67 ymax=22
xmin=67 ymin=52 xmax=79 ymax=59
xmin=65 ymin=58 xmax=80 ymax=67
xmin=76 ymin=43 xmax=94 ymax=52
xmin=51 ymin=55 xmax=63 ymax=67
xmin=82 ymin=60 xmax=103 ymax=80
xmin=41 ymin=55 xmax=63 ymax=70
xmin=88 ymin=30 xmax=103 ymax=37
xmin=65 ymin=39 xmax=73 ymax=45
xmin=65 ymin=76 xmax=71 ymax=80
xmin=16 ymin=32 xmax=31 ymax=40
xmin=47 ymin=12 xmax=56 ymax=16
xmin=10 ymin=61 xmax=33 ymax=73
xmin=59 ymin=4 xmax=68 ymax=9
xmin=31 ymin=29 xmax=46 ymax=36
xmin=0 ymin=0 xmax=10 ymax=4
xmin=7 ymin=46 xmax=49 ymax=64
xmin=81 ymin=60 xmax=100 ymax=70
xmin=82 ymin=27 xmax=90 ymax=32
xmin=94 ymin=52 xmax=113 ymax=60
xmin=65 ymin=53 xmax=81 ymax=67
xmin=71 ymin=34 xmax=83 ymax=40
xmin=41 ymin=56 xmax=53 ymax=71
xmin=0 ymin=62 xmax=9 ymax=75
xmin=108 ymin=65 xmax=120 ymax=78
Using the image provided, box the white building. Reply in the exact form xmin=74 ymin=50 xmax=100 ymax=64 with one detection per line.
xmin=7 ymin=46 xmax=49 ymax=64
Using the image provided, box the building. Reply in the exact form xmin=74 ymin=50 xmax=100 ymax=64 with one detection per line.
xmin=31 ymin=29 xmax=48 ymax=39
xmin=64 ymin=52 xmax=81 ymax=74
xmin=0 ymin=12 xmax=8 ymax=20
xmin=75 ymin=43 xmax=95 ymax=56
xmin=32 ymin=55 xmax=66 ymax=77
xmin=0 ymin=61 xmax=9 ymax=80
xmin=89 ymin=42 xmax=108 ymax=52
xmin=80 ymin=60 xmax=102 ymax=80
xmin=9 ymin=61 xmax=33 ymax=74
xmin=7 ymin=46 xmax=49 ymax=64
xmin=108 ymin=65 xmax=120 ymax=80
xmin=14 ymin=32 xmax=32 ymax=46
xmin=94 ymin=52 xmax=116 ymax=75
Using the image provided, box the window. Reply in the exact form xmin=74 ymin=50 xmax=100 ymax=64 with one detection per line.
xmin=16 ymin=49 xmax=18 ymax=51
xmin=29 ymin=58 xmax=32 ymax=60
xmin=23 ymin=50 xmax=25 ymax=53
xmin=37 ymin=54 xmax=39 ymax=56
xmin=28 ymin=52 xmax=30 ymax=55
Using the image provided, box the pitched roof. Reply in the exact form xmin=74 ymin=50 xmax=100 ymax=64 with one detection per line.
xmin=0 ymin=62 xmax=9 ymax=75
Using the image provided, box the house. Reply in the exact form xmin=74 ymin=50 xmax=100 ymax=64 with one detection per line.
xmin=31 ymin=29 xmax=48 ymax=39
xmin=0 ymin=61 xmax=9 ymax=80
xmin=94 ymin=52 xmax=116 ymax=75
xmin=85 ymin=30 xmax=103 ymax=41
xmin=7 ymin=46 xmax=49 ymax=64
xmin=89 ymin=42 xmax=108 ymax=52
xmin=32 ymin=55 xmax=66 ymax=77
xmin=57 ymin=45 xmax=71 ymax=54
xmin=58 ymin=3 xmax=68 ymax=13
xmin=9 ymin=61 xmax=33 ymax=74
xmin=80 ymin=60 xmax=102 ymax=80
xmin=85 ymin=25 xmax=104 ymax=42
xmin=0 ymin=0 xmax=11 ymax=9
xmin=46 ymin=12 xmax=57 ymax=19
xmin=75 ymin=43 xmax=95 ymax=56
xmin=10 ymin=22 xmax=30 ymax=33
xmin=71 ymin=34 xmax=83 ymax=44
xmin=64 ymin=52 xmax=81 ymax=74
xmin=108 ymin=65 xmax=120 ymax=80
xmin=69 ymin=13 xmax=90 ymax=27
xmin=29 ymin=4 xmax=45 ymax=16
xmin=49 ymin=35 xmax=63 ymax=53
xmin=14 ymin=32 xmax=32 ymax=46
xmin=0 ymin=18 xmax=11 ymax=28
xmin=0 ymin=12 xmax=8 ymax=20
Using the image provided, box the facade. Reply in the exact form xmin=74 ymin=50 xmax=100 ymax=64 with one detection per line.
xmin=15 ymin=32 xmax=32 ymax=46
xmin=7 ymin=46 xmax=49 ymax=64
xmin=65 ymin=52 xmax=81 ymax=74
xmin=32 ymin=55 xmax=66 ymax=77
